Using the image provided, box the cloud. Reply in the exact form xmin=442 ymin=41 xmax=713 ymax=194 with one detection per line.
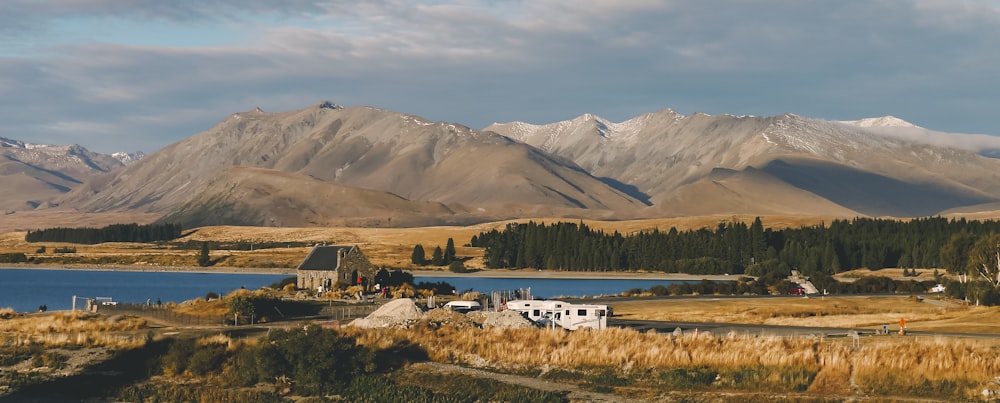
xmin=0 ymin=0 xmax=999 ymax=153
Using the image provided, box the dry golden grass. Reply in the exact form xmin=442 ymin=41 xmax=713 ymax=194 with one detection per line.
xmin=0 ymin=215 xmax=839 ymax=271
xmin=0 ymin=311 xmax=148 ymax=348
xmin=613 ymin=295 xmax=1000 ymax=333
xmin=344 ymin=324 xmax=1000 ymax=398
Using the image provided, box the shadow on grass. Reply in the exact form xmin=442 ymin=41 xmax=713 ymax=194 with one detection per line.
xmin=0 ymin=340 xmax=169 ymax=402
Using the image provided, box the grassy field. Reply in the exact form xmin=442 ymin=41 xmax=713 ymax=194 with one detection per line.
xmin=0 ymin=215 xmax=836 ymax=271
xmin=611 ymin=295 xmax=1000 ymax=333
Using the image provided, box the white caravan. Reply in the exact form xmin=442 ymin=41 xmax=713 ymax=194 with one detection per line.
xmin=505 ymin=300 xmax=609 ymax=330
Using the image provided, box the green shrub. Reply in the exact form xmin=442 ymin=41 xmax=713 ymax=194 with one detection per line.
xmin=116 ymin=384 xmax=283 ymax=403
xmin=717 ymin=365 xmax=817 ymax=393
xmin=31 ymin=351 xmax=67 ymax=370
xmin=160 ymin=338 xmax=196 ymax=376
xmin=389 ymin=370 xmax=569 ymax=403
xmin=585 ymin=368 xmax=629 ymax=388
xmin=0 ymin=253 xmax=28 ymax=263
xmin=187 ymin=343 xmax=227 ymax=376
xmin=448 ymin=261 xmax=468 ymax=273
xmin=268 ymin=277 xmax=296 ymax=289
xmin=859 ymin=372 xmax=978 ymax=399
xmin=659 ymin=366 xmax=717 ymax=390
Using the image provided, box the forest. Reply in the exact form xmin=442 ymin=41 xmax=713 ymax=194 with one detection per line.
xmin=471 ymin=217 xmax=1000 ymax=277
xmin=24 ymin=223 xmax=183 ymax=244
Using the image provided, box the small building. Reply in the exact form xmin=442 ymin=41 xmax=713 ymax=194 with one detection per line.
xmin=297 ymin=245 xmax=376 ymax=292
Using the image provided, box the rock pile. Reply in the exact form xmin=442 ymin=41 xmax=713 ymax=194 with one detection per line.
xmin=349 ymin=299 xmax=539 ymax=329
xmin=468 ymin=310 xmax=537 ymax=329
xmin=424 ymin=308 xmax=476 ymax=328
xmin=348 ymin=298 xmax=425 ymax=328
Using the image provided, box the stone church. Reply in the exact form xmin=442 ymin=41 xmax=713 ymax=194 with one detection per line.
xmin=296 ymin=245 xmax=376 ymax=291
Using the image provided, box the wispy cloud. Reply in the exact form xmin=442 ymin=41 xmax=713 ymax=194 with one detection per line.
xmin=0 ymin=0 xmax=998 ymax=153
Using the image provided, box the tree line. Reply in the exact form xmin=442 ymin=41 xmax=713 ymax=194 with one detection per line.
xmin=411 ymin=238 xmax=458 ymax=266
xmin=25 ymin=223 xmax=183 ymax=244
xmin=470 ymin=217 xmax=1000 ymax=278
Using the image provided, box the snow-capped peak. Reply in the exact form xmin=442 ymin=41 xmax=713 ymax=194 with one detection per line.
xmin=841 ymin=116 xmax=922 ymax=129
xmin=319 ymin=101 xmax=344 ymax=110
xmin=112 ymin=151 xmax=145 ymax=165
xmin=0 ymin=136 xmax=25 ymax=148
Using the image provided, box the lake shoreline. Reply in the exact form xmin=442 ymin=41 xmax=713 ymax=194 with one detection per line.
xmin=1 ymin=263 xmax=736 ymax=281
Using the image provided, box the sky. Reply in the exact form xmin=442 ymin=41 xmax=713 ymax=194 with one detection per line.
xmin=1 ymin=0 xmax=999 ymax=154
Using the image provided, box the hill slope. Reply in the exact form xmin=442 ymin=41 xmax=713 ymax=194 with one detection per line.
xmin=486 ymin=112 xmax=1000 ymax=217
xmin=40 ymin=103 xmax=1000 ymax=227
xmin=0 ymin=137 xmax=128 ymax=211
xmin=62 ymin=103 xmax=646 ymax=226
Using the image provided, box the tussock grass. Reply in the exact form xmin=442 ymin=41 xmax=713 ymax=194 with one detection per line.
xmin=0 ymin=311 xmax=148 ymax=349
xmin=0 ymin=308 xmax=19 ymax=319
xmin=344 ymin=325 xmax=1000 ymax=398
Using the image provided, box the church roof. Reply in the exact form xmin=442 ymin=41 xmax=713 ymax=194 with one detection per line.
xmin=297 ymin=245 xmax=355 ymax=271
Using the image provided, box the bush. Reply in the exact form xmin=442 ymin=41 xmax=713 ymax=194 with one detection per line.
xmin=659 ymin=366 xmax=717 ymax=390
xmin=186 ymin=343 xmax=227 ymax=376
xmin=268 ymin=276 xmax=296 ymax=290
xmin=160 ymin=338 xmax=196 ymax=376
xmin=0 ymin=253 xmax=27 ymax=263
xmin=448 ymin=261 xmax=469 ymax=273
xmin=416 ymin=281 xmax=456 ymax=296
xmin=718 ymin=365 xmax=817 ymax=392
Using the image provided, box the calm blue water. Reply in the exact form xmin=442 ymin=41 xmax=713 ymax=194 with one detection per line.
xmin=0 ymin=268 xmax=687 ymax=313
xmin=416 ymin=276 xmax=685 ymax=299
xmin=0 ymin=268 xmax=291 ymax=313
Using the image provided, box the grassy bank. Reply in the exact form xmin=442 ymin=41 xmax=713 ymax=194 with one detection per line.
xmin=345 ymin=324 xmax=1000 ymax=400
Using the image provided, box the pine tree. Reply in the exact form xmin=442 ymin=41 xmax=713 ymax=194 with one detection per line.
xmin=411 ymin=244 xmax=426 ymax=265
xmin=197 ymin=241 xmax=211 ymax=267
xmin=444 ymin=238 xmax=456 ymax=264
xmin=431 ymin=246 xmax=444 ymax=266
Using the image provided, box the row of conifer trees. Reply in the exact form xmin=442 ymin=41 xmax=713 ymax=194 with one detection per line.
xmin=470 ymin=217 xmax=1000 ymax=277
xmin=24 ymin=223 xmax=183 ymax=244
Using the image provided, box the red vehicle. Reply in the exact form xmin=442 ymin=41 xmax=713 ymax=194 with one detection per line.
xmin=789 ymin=287 xmax=806 ymax=295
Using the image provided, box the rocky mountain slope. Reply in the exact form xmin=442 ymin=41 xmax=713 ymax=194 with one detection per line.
xmin=486 ymin=112 xmax=1000 ymax=217
xmin=61 ymin=103 xmax=645 ymax=227
xmin=37 ymin=102 xmax=1000 ymax=228
xmin=0 ymin=137 xmax=138 ymax=211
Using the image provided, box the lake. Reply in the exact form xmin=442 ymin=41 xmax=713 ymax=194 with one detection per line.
xmin=0 ymin=268 xmax=688 ymax=313
xmin=0 ymin=268 xmax=292 ymax=313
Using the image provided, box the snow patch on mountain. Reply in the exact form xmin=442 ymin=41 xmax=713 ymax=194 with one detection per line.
xmin=112 ymin=151 xmax=145 ymax=165
xmin=836 ymin=117 xmax=1000 ymax=157
xmin=488 ymin=112 xmax=653 ymax=149
xmin=840 ymin=116 xmax=922 ymax=129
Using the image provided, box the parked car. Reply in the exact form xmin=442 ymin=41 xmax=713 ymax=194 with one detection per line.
xmin=789 ymin=287 xmax=806 ymax=295
xmin=930 ymin=284 xmax=946 ymax=293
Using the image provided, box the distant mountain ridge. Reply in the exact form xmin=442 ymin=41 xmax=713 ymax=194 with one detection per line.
xmin=485 ymin=111 xmax=1000 ymax=218
xmin=16 ymin=103 xmax=1000 ymax=228
xmin=58 ymin=103 xmax=644 ymax=228
xmin=0 ymin=137 xmax=141 ymax=211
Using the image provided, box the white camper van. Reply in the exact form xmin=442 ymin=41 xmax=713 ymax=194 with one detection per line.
xmin=505 ymin=300 xmax=609 ymax=330
xmin=505 ymin=299 xmax=566 ymax=322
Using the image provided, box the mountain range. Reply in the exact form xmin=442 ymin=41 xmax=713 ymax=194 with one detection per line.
xmin=6 ymin=102 xmax=1000 ymax=228
xmin=0 ymin=137 xmax=142 ymax=212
